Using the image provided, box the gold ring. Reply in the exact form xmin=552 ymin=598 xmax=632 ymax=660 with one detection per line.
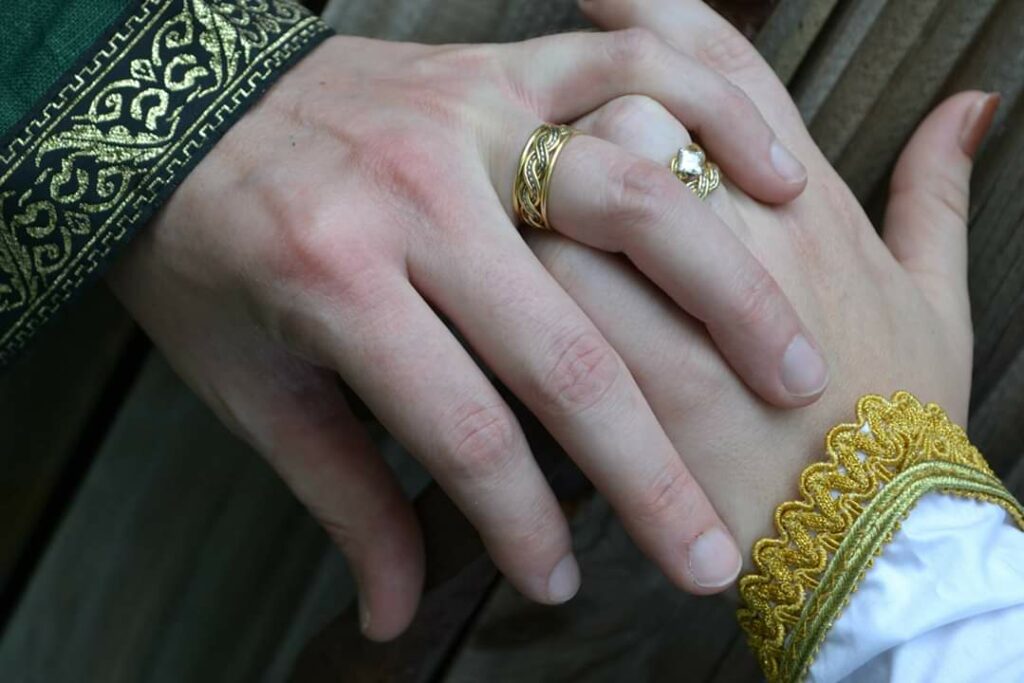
xmin=513 ymin=123 xmax=579 ymax=231
xmin=670 ymin=143 xmax=721 ymax=200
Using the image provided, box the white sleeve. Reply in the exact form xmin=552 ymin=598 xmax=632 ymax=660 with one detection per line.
xmin=808 ymin=493 xmax=1024 ymax=683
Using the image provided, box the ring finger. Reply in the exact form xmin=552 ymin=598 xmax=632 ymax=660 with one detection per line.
xmin=500 ymin=116 xmax=829 ymax=408
xmin=573 ymin=94 xmax=740 ymax=226
xmin=410 ymin=197 xmax=744 ymax=594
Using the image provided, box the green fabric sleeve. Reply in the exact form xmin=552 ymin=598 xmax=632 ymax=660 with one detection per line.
xmin=0 ymin=0 xmax=131 ymax=134
xmin=0 ymin=1 xmax=333 ymax=367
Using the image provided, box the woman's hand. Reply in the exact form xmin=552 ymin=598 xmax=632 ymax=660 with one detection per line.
xmin=533 ymin=0 xmax=993 ymax=556
xmin=106 ymin=29 xmax=822 ymax=639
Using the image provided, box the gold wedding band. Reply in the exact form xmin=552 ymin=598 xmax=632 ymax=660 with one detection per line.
xmin=671 ymin=143 xmax=721 ymax=200
xmin=513 ymin=123 xmax=579 ymax=231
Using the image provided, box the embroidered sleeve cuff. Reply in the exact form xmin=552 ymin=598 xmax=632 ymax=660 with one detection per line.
xmin=736 ymin=391 xmax=1024 ymax=683
xmin=0 ymin=0 xmax=332 ymax=366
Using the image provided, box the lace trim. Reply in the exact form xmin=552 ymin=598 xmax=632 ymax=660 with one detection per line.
xmin=737 ymin=391 xmax=1024 ymax=683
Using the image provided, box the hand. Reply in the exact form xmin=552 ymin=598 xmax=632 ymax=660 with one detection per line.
xmin=106 ymin=29 xmax=823 ymax=638
xmin=531 ymin=0 xmax=991 ymax=555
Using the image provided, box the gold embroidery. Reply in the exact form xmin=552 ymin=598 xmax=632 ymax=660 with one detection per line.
xmin=737 ymin=391 xmax=1024 ymax=683
xmin=0 ymin=0 xmax=330 ymax=365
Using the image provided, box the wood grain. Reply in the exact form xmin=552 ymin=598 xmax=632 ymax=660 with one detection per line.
xmin=0 ymin=356 xmax=349 ymax=682
xmin=440 ymin=497 xmax=755 ymax=683
xmin=755 ymin=0 xmax=841 ymax=85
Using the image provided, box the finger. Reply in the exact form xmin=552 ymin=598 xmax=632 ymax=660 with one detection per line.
xmin=412 ymin=202 xmax=744 ymax=593
xmin=572 ymin=94 xmax=739 ymax=226
xmin=496 ymin=28 xmax=807 ymax=204
xmin=574 ymin=94 xmax=695 ymax=164
xmin=528 ymin=232 xmax=773 ymax=564
xmin=883 ymin=91 xmax=997 ymax=330
xmin=502 ymin=121 xmax=829 ymax=407
xmin=313 ymin=273 xmax=580 ymax=606
xmin=222 ymin=356 xmax=423 ymax=642
xmin=577 ymin=0 xmax=811 ymax=147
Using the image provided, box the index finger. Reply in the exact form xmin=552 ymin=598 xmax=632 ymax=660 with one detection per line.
xmin=578 ymin=0 xmax=813 ymax=149
xmin=496 ymin=28 xmax=807 ymax=205
xmin=497 ymin=121 xmax=830 ymax=407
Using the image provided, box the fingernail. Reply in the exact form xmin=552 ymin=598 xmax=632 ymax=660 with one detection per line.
xmin=547 ymin=554 xmax=581 ymax=603
xmin=770 ymin=139 xmax=807 ymax=184
xmin=959 ymin=92 xmax=1000 ymax=158
xmin=781 ymin=334 xmax=829 ymax=398
xmin=359 ymin=598 xmax=371 ymax=635
xmin=688 ymin=527 xmax=742 ymax=589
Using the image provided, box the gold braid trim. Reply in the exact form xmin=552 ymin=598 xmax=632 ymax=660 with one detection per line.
xmin=737 ymin=391 xmax=1024 ymax=683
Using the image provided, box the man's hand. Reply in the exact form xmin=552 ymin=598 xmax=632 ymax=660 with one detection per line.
xmin=106 ymin=28 xmax=823 ymax=639
xmin=535 ymin=0 xmax=992 ymax=557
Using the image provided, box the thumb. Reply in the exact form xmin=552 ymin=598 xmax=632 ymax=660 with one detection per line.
xmin=883 ymin=90 xmax=999 ymax=326
xmin=221 ymin=358 xmax=425 ymax=642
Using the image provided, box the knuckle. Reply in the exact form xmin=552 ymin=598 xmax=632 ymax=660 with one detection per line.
xmin=604 ymin=157 xmax=678 ymax=230
xmin=424 ymin=44 xmax=504 ymax=84
xmin=406 ymin=47 xmax=503 ymax=121
xmin=313 ymin=495 xmax=405 ymax=560
xmin=538 ymin=330 xmax=621 ymax=414
xmin=529 ymin=235 xmax=590 ymax=291
xmin=594 ymin=95 xmax=671 ymax=138
xmin=262 ymin=183 xmax=385 ymax=294
xmin=607 ymin=27 xmax=664 ymax=69
xmin=633 ymin=463 xmax=699 ymax=525
xmin=695 ymin=26 xmax=763 ymax=75
xmin=718 ymin=81 xmax=757 ymax=119
xmin=359 ymin=130 xmax=462 ymax=227
xmin=403 ymin=88 xmax=465 ymax=127
xmin=728 ymin=266 xmax=784 ymax=331
xmin=317 ymin=515 xmax=357 ymax=552
xmin=363 ymin=129 xmax=436 ymax=199
xmin=444 ymin=402 xmax=521 ymax=482
xmin=928 ymin=175 xmax=970 ymax=225
xmin=501 ymin=506 xmax=564 ymax=559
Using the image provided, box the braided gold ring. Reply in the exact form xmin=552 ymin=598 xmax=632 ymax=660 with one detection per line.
xmin=513 ymin=123 xmax=579 ymax=231
xmin=670 ymin=143 xmax=721 ymax=200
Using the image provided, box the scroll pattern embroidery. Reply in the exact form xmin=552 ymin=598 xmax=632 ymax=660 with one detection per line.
xmin=0 ymin=0 xmax=330 ymax=365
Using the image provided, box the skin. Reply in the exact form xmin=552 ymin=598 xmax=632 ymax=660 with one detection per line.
xmin=106 ymin=21 xmax=824 ymax=639
xmin=539 ymin=0 xmax=992 ymax=561
xmin=106 ymin=0 xmax=989 ymax=642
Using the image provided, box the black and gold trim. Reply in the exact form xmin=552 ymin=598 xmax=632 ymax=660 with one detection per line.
xmin=0 ymin=0 xmax=332 ymax=366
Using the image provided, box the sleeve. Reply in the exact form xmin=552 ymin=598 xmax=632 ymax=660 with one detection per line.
xmin=736 ymin=391 xmax=1024 ymax=683
xmin=808 ymin=493 xmax=1024 ymax=683
xmin=0 ymin=0 xmax=332 ymax=367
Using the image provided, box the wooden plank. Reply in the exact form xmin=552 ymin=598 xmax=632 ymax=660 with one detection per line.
xmin=967 ymin=98 xmax=1024 ymax=408
xmin=0 ymin=286 xmax=136 ymax=617
xmin=940 ymin=0 xmax=1024 ymax=193
xmin=440 ymin=496 xmax=751 ymax=683
xmin=0 ymin=355 xmax=348 ymax=682
xmin=788 ymin=0 xmax=890 ymax=126
xmin=290 ymin=484 xmax=498 ymax=683
xmin=268 ymin=430 xmax=431 ymax=682
xmin=804 ymin=0 xmax=948 ymax=164
xmin=970 ymin=346 xmax=1024 ymax=477
xmin=833 ymin=0 xmax=1000 ymax=200
xmin=290 ymin=384 xmax=588 ymax=683
xmin=755 ymin=0 xmax=842 ymax=85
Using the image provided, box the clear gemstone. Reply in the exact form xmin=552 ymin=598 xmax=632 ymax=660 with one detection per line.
xmin=675 ymin=145 xmax=706 ymax=176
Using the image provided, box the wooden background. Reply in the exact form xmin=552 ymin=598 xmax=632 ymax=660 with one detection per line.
xmin=2 ymin=0 xmax=1023 ymax=680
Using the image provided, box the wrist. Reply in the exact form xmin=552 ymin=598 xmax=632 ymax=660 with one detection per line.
xmin=736 ymin=391 xmax=1024 ymax=683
